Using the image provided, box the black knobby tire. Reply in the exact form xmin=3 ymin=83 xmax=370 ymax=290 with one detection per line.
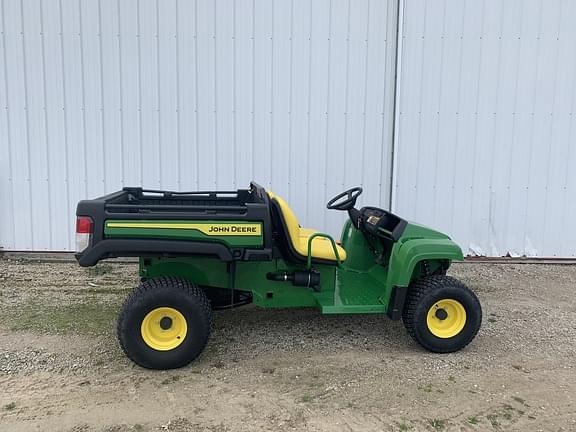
xmin=117 ymin=276 xmax=212 ymax=369
xmin=402 ymin=275 xmax=482 ymax=353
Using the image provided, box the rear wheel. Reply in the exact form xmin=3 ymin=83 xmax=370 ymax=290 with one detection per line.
xmin=402 ymin=275 xmax=482 ymax=353
xmin=117 ymin=276 xmax=212 ymax=369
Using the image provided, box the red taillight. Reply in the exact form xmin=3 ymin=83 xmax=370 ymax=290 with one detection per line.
xmin=76 ymin=216 xmax=93 ymax=234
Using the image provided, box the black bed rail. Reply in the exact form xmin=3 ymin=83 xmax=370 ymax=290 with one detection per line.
xmin=100 ymin=186 xmax=252 ymax=214
xmin=105 ymin=203 xmax=248 ymax=212
xmin=123 ymin=187 xmax=241 ymax=198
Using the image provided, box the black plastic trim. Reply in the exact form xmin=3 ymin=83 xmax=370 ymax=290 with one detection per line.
xmin=360 ymin=206 xmax=408 ymax=241
xmin=76 ymin=239 xmax=234 ymax=267
xmin=387 ymin=285 xmax=408 ymax=320
xmin=243 ymin=249 xmax=273 ymax=261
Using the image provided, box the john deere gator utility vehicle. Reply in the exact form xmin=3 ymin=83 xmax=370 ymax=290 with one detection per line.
xmin=76 ymin=182 xmax=481 ymax=369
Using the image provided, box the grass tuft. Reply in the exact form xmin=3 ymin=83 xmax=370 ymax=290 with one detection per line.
xmin=428 ymin=419 xmax=445 ymax=430
xmin=7 ymin=303 xmax=119 ymax=335
xmin=487 ymin=414 xmax=499 ymax=428
xmin=398 ymin=421 xmax=411 ymax=431
xmin=161 ymin=375 xmax=181 ymax=385
xmin=467 ymin=416 xmax=479 ymax=425
xmin=418 ymin=383 xmax=433 ymax=393
xmin=512 ymin=396 xmax=526 ymax=405
xmin=503 ymin=403 xmax=514 ymax=411
xmin=87 ymin=264 xmax=114 ymax=276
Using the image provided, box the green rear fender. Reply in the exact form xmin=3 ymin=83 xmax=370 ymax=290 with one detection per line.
xmin=387 ymin=238 xmax=464 ymax=288
xmin=140 ymin=257 xmax=229 ymax=288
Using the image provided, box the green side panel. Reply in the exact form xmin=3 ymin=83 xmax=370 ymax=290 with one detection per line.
xmin=140 ymin=257 xmax=229 ymax=288
xmin=136 ymin=218 xmax=464 ymax=316
xmin=139 ymin=256 xmax=336 ymax=309
xmin=386 ymin=222 xmax=464 ymax=289
xmin=339 ymin=220 xmax=379 ymax=271
xmin=400 ymin=221 xmax=452 ymax=241
xmin=296 ymin=222 xmax=389 ymax=313
xmin=236 ymin=261 xmax=335 ymax=308
xmin=314 ymin=264 xmax=388 ymax=314
xmin=105 ymin=219 xmax=263 ymax=247
xmin=334 ymin=219 xmax=464 ymax=313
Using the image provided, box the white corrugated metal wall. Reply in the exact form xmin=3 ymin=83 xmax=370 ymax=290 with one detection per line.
xmin=394 ymin=0 xmax=576 ymax=257
xmin=2 ymin=0 xmax=576 ymax=257
xmin=0 ymin=0 xmax=398 ymax=251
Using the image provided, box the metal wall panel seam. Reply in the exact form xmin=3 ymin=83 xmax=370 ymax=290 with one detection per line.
xmin=467 ymin=0 xmax=486 ymax=250
xmin=269 ymin=0 xmax=274 ymax=191
xmin=39 ymin=0 xmax=53 ymax=247
xmin=0 ymin=0 xmax=16 ymax=249
xmin=303 ymin=0 xmax=311 ymax=222
xmin=97 ymin=0 xmax=107 ymax=192
xmin=250 ymin=0 xmax=256 ymax=183
xmin=413 ymin=0 xmax=428 ymax=218
xmin=486 ymin=1 xmax=506 ymax=256
xmin=431 ymin=0 xmax=447 ymax=226
xmin=541 ymin=0 xmax=563 ymax=255
xmin=522 ymin=0 xmax=548 ymax=255
xmin=58 ymin=0 xmax=71 ymax=246
xmin=19 ymin=0 xmax=34 ymax=249
xmin=212 ymin=0 xmax=217 ymax=188
xmin=521 ymin=0 xmax=543 ymax=254
xmin=155 ymin=0 xmax=161 ymax=187
xmin=360 ymin=0 xmax=370 ymax=196
xmin=77 ymin=0 xmax=88 ymax=198
xmin=286 ymin=0 xmax=294 ymax=203
xmin=175 ymin=0 xmax=181 ymax=189
xmin=447 ymin=0 xmax=467 ymax=234
xmin=560 ymin=10 xmax=576 ymax=256
xmin=382 ymin=0 xmax=396 ymax=210
xmin=341 ymin=0 xmax=351 ymax=190
xmin=503 ymin=1 xmax=525 ymax=254
xmin=116 ymin=0 xmax=125 ymax=187
xmin=193 ymin=0 xmax=199 ymax=188
xmin=232 ymin=0 xmax=237 ymax=188
xmin=321 ymin=0 xmax=333 ymax=231
xmin=136 ymin=0 xmax=143 ymax=184
xmin=504 ymin=2 xmax=528 ymax=252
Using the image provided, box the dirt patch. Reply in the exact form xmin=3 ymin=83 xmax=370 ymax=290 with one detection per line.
xmin=1 ymin=258 xmax=576 ymax=431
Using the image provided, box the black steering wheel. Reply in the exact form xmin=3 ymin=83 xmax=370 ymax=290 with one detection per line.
xmin=326 ymin=186 xmax=363 ymax=211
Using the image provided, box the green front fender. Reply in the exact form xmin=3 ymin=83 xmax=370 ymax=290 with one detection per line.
xmin=387 ymin=238 xmax=464 ymax=288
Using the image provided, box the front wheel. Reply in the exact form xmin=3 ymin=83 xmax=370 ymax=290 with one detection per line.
xmin=117 ymin=276 xmax=212 ymax=369
xmin=402 ymin=275 xmax=482 ymax=353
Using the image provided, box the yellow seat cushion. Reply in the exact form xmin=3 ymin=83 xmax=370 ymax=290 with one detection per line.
xmin=299 ymin=228 xmax=317 ymax=239
xmin=268 ymin=191 xmax=347 ymax=262
xmin=297 ymin=235 xmax=346 ymax=261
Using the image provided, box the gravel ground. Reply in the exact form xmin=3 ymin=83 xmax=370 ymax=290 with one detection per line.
xmin=0 ymin=257 xmax=575 ymax=431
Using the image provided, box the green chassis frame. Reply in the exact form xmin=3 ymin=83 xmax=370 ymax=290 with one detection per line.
xmin=136 ymin=219 xmax=463 ymax=317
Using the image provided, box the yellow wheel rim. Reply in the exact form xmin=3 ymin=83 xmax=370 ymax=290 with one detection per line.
xmin=426 ymin=299 xmax=467 ymax=338
xmin=141 ymin=307 xmax=188 ymax=351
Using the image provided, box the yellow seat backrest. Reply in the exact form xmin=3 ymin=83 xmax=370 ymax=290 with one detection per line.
xmin=267 ymin=190 xmax=347 ymax=262
xmin=267 ymin=191 xmax=301 ymax=248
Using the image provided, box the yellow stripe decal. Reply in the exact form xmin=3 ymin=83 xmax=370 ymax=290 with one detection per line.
xmin=106 ymin=222 xmax=262 ymax=236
